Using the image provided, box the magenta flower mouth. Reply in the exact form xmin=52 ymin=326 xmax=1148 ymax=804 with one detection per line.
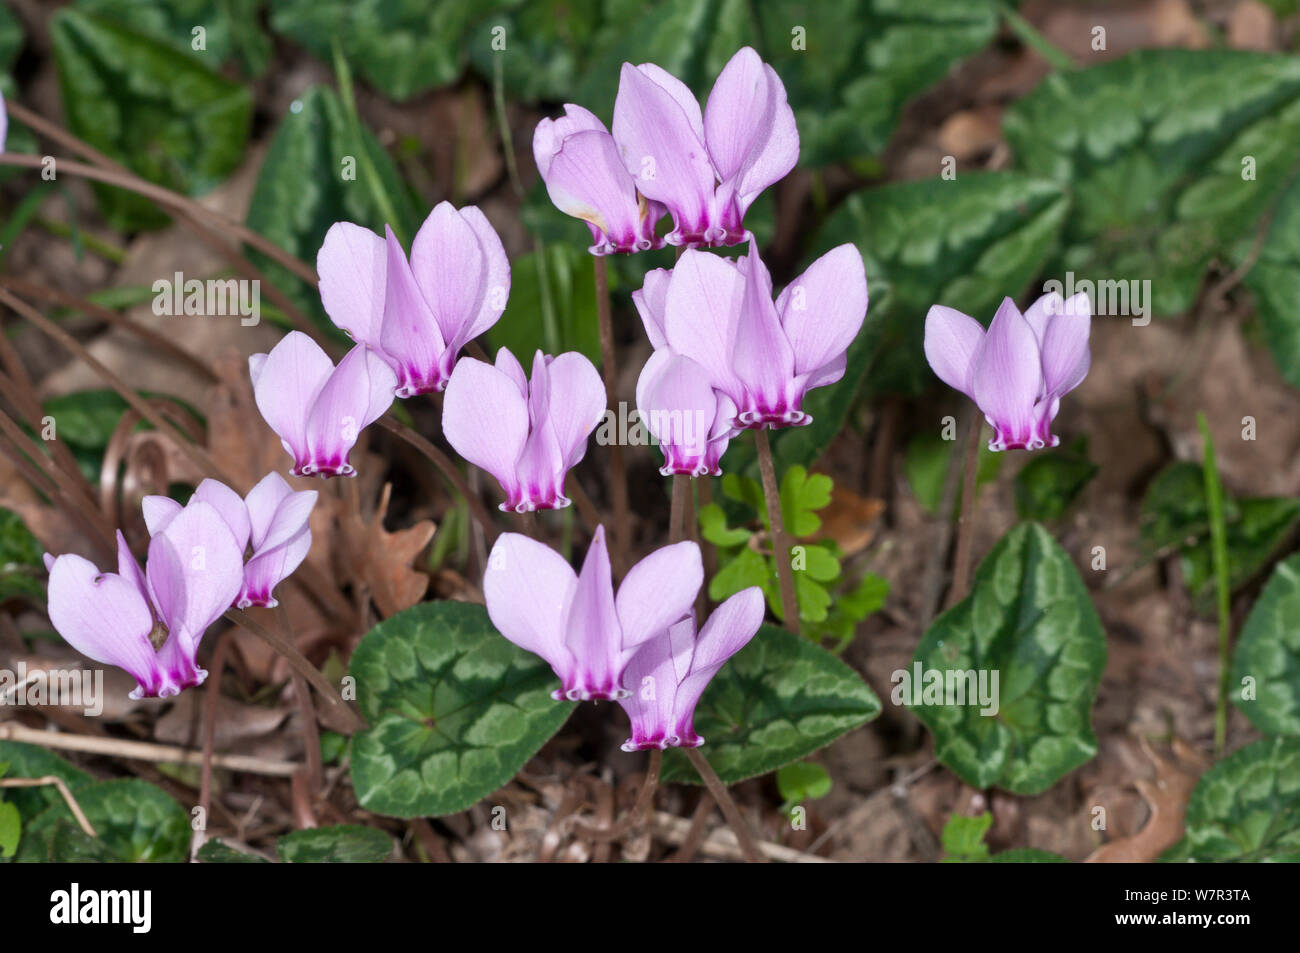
xmin=294 ymin=461 xmax=356 ymax=479
xmin=735 ymin=408 xmax=810 ymax=429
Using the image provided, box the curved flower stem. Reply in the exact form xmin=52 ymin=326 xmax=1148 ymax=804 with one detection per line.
xmin=225 ymin=609 xmax=365 ymax=735
xmin=683 ymin=747 xmax=766 ymax=863
xmin=594 ymin=256 xmax=630 ymax=577
xmin=946 ymin=413 xmax=984 ymax=610
xmin=570 ymin=748 xmax=662 ymax=842
xmin=375 ymin=415 xmax=499 ymax=546
xmin=754 ymin=428 xmax=800 ymax=634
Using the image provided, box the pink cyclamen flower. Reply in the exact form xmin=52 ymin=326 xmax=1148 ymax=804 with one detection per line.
xmin=654 ymin=242 xmax=867 ymax=430
xmin=635 ymin=349 xmax=736 ymax=477
xmin=250 ymin=331 xmax=396 ymax=478
xmin=443 ymin=347 xmax=605 ymax=512
xmin=618 ymin=586 xmax=763 ymax=750
xmin=317 ymin=202 xmax=510 ymax=395
xmin=534 ymin=104 xmax=665 ymax=255
xmin=44 ymin=504 xmax=243 ymax=698
xmin=924 ymin=292 xmax=1092 ymax=451
xmin=142 ymin=473 xmax=317 ymax=610
xmin=612 ymin=46 xmax=797 ymax=247
xmin=484 ymin=526 xmax=703 ymax=700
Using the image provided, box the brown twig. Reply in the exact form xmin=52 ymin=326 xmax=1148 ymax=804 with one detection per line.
xmin=0 ymin=776 xmax=97 ymax=837
xmin=569 ymin=749 xmax=662 ymax=843
xmin=755 ymin=428 xmax=799 ymax=634
xmin=683 ymin=747 xmax=766 ymax=863
xmin=279 ymin=603 xmax=322 ymax=793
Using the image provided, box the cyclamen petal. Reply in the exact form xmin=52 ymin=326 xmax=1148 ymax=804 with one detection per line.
xmin=443 ymin=348 xmax=604 ymax=513
xmin=46 ymin=503 xmax=244 ymax=700
xmin=662 ymin=243 xmax=867 ymax=430
xmin=635 ymin=350 xmax=731 ymax=476
xmin=484 ymin=530 xmax=706 ymax=702
xmin=252 ymin=333 xmax=396 ymax=478
xmin=533 ymin=106 xmax=664 ymax=255
xmin=924 ymin=291 xmax=1093 ymax=451
xmin=618 ymin=586 xmax=763 ymax=751
xmin=317 ymin=203 xmax=511 ymax=396
xmin=610 ymin=47 xmax=796 ymax=247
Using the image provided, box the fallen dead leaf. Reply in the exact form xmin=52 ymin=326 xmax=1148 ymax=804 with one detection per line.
xmin=337 ymin=482 xmax=435 ymax=618
xmin=816 ymin=482 xmax=885 ymax=558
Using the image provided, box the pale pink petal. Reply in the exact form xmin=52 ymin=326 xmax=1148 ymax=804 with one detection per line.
xmin=241 ymin=526 xmax=311 ymax=609
xmin=191 ymin=479 xmax=251 ymax=554
xmin=379 ymin=225 xmax=447 ymax=396
xmin=543 ymin=351 xmax=605 ymax=470
xmin=483 ymin=532 xmax=577 ymax=674
xmin=141 ymin=496 xmax=183 ymax=538
xmin=672 ymin=586 xmax=764 ymax=742
xmin=409 ymin=202 xmax=486 ymax=348
xmin=146 ymin=500 xmax=243 ymax=651
xmin=244 ymin=471 xmax=294 ymax=549
xmin=250 ymin=332 xmax=335 ymax=459
xmin=495 ymin=346 xmax=529 ymax=398
xmin=317 ymin=222 xmax=386 ymax=347
xmin=731 ymin=249 xmax=795 ymax=409
xmin=450 ymin=206 xmax=511 ymax=346
xmin=302 ymin=344 xmax=394 ymax=477
xmin=442 ymin=357 xmax=529 ymax=502
xmin=924 ymin=305 xmax=986 ymax=401
xmin=636 ymin=350 xmax=718 ymax=475
xmin=663 ymin=249 xmax=745 ymax=400
xmin=972 ymin=298 xmax=1046 ymax=450
xmin=1040 ymin=291 xmax=1092 ymax=398
xmin=562 ymin=525 xmax=625 ymax=699
xmin=532 ymin=104 xmax=608 ymax=177
xmin=632 ymin=267 xmax=671 ymax=349
xmin=615 ymin=540 xmax=703 ymax=651
xmin=539 ymin=129 xmax=652 ymax=253
xmin=776 ymin=243 xmax=867 ymax=377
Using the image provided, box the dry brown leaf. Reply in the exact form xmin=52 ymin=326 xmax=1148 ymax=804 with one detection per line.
xmin=1227 ymin=0 xmax=1278 ymax=51
xmin=1086 ymin=737 xmax=1209 ymax=863
xmin=816 ymin=482 xmax=885 ymax=558
xmin=338 ymin=483 xmax=435 ymax=618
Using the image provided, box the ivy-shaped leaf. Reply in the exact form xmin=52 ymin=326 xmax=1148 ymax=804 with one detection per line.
xmin=50 ymin=8 xmax=253 ymax=230
xmin=197 ymin=839 xmax=268 ymax=863
xmin=348 ymin=601 xmax=575 ymax=818
xmin=1013 ymin=437 xmax=1099 ymax=522
xmin=1004 ymin=49 xmax=1300 ymax=317
xmin=277 ymin=825 xmax=393 ymax=863
xmin=73 ymin=0 xmax=271 ymax=73
xmin=1161 ymin=737 xmax=1300 ymax=862
xmin=1246 ymin=175 xmax=1300 ymax=390
xmin=908 ymin=523 xmax=1107 ymax=794
xmin=660 ymin=623 xmax=881 ymax=785
xmin=20 ymin=779 xmax=190 ymax=863
xmin=1232 ymin=554 xmax=1300 ymax=736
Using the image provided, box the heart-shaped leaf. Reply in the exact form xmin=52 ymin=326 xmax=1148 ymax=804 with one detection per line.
xmin=1161 ymin=737 xmax=1300 ymax=862
xmin=660 ymin=623 xmax=881 ymax=785
xmin=1233 ymin=554 xmax=1300 ymax=736
xmin=50 ymin=8 xmax=253 ymax=230
xmin=1246 ymin=176 xmax=1300 ymax=390
xmin=1004 ymin=49 xmax=1300 ymax=317
xmin=348 ymin=601 xmax=575 ymax=818
xmin=277 ymin=824 xmax=393 ymax=863
xmin=907 ymin=523 xmax=1107 ymax=794
xmin=19 ymin=779 xmax=190 ymax=863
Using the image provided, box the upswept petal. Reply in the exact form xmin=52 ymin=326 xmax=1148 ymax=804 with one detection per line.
xmin=776 ymin=243 xmax=867 ymax=377
xmin=613 ymin=63 xmax=716 ymax=235
xmin=532 ymin=104 xmax=607 ymax=177
xmin=317 ymin=222 xmax=386 ymax=347
xmin=632 ymin=267 xmax=671 ymax=349
xmin=636 ymin=350 xmax=719 ymax=474
xmin=731 ymin=249 xmax=795 ymax=411
xmin=483 ymin=532 xmax=577 ymax=672
xmin=408 ymin=202 xmax=486 ymax=347
xmin=494 ymin=346 xmax=529 ymax=398
xmin=923 ymin=305 xmax=986 ymax=401
xmin=672 ymin=587 xmax=764 ymax=742
xmin=450 ymin=206 xmax=510 ymax=346
xmin=191 ymin=479 xmax=251 ymax=554
xmin=250 ymin=332 xmax=335 ymax=457
xmin=972 ymin=297 xmax=1045 ymax=449
xmin=379 ymin=226 xmax=446 ymax=396
xmin=241 ymin=528 xmax=311 ymax=608
xmin=539 ymin=130 xmax=648 ymax=252
xmin=615 ymin=540 xmax=703 ymax=651
xmin=47 ymin=553 xmax=158 ymax=693
xmin=141 ymin=496 xmax=183 ymax=538
xmin=543 ymin=352 xmax=605 ymax=471
xmin=244 ymin=471 xmax=295 ymax=549
xmin=663 ymin=249 xmax=745 ymax=400
xmin=1039 ymin=291 xmax=1092 ymax=398
xmin=145 ymin=500 xmax=242 ymax=651
xmin=704 ymin=49 xmax=798 ymax=214
xmin=302 ymin=344 xmax=395 ymax=475
xmin=442 ymin=357 xmax=529 ymax=497
xmin=562 ymin=525 xmax=625 ymax=699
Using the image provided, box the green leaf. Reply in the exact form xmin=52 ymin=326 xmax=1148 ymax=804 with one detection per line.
xmin=908 ymin=523 xmax=1107 ymax=794
xmin=1014 ymin=437 xmax=1099 ymax=522
xmin=796 ymin=544 xmax=840 ymax=584
xmin=940 ymin=811 xmax=991 ymax=862
xmin=0 ymin=802 xmax=19 ymax=859
xmin=698 ymin=503 xmax=752 ymax=548
xmin=1004 ymin=49 xmax=1300 ymax=317
xmin=24 ymin=779 xmax=190 ymax=862
xmin=0 ymin=508 xmax=45 ymax=605
xmin=348 ymin=601 xmax=575 ymax=818
xmin=467 ymin=0 xmax=602 ymax=104
xmin=776 ymin=761 xmax=832 ymax=804
xmin=277 ymin=824 xmax=393 ymax=863
xmin=840 ymin=572 xmax=890 ymax=621
xmin=270 ymin=0 xmax=492 ymax=99
xmin=904 ymin=430 xmax=1002 ymax=514
xmin=488 ymin=242 xmax=601 ymax=365
xmin=708 ymin=546 xmax=771 ymax=604
xmin=1182 ymin=498 xmax=1300 ymax=615
xmin=1232 ymin=554 xmax=1300 ymax=736
xmin=1247 ymin=169 xmax=1300 ymax=388
xmin=46 ymin=820 xmax=120 ymax=863
xmin=660 ymin=623 xmax=881 ymax=784
xmin=989 ymin=847 xmax=1069 ymax=863
xmin=73 ymin=0 xmax=271 ymax=73
xmin=244 ymin=85 xmax=419 ymax=340
xmin=1162 ymin=737 xmax=1300 ymax=862
xmin=0 ymin=743 xmax=92 ymax=821
xmin=197 ymin=838 xmax=268 ymax=863
xmin=50 ymin=8 xmax=253 ymax=230
xmin=792 ymin=572 xmax=833 ymax=624
xmin=1138 ymin=462 xmax=1235 ymax=554
xmin=780 ymin=466 xmax=833 ymax=537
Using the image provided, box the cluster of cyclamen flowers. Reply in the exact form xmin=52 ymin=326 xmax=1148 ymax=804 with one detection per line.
xmin=42 ymin=48 xmax=1091 ymax=749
